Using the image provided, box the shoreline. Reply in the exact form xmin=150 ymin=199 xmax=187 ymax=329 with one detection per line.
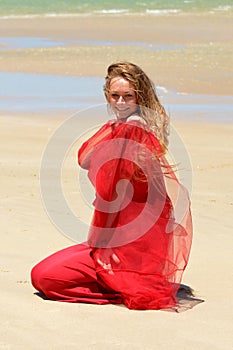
xmin=0 ymin=9 xmax=232 ymax=18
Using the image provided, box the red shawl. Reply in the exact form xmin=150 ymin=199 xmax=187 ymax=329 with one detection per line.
xmin=78 ymin=118 xmax=192 ymax=310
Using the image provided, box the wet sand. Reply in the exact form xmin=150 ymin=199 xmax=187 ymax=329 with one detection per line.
xmin=0 ymin=14 xmax=232 ymax=95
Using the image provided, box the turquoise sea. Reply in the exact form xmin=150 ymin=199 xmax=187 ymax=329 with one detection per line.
xmin=0 ymin=0 xmax=232 ymax=17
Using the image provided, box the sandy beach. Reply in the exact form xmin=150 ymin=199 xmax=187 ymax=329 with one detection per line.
xmin=0 ymin=13 xmax=233 ymax=349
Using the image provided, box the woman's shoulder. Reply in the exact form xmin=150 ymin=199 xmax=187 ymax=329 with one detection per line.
xmin=110 ymin=116 xmax=160 ymax=143
xmin=125 ymin=116 xmax=165 ymax=155
xmin=126 ymin=115 xmax=147 ymax=125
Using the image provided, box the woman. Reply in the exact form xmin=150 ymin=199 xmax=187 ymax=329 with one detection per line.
xmin=31 ymin=62 xmax=192 ymax=310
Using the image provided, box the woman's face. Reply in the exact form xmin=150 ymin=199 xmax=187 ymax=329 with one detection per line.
xmin=108 ymin=77 xmax=138 ymax=120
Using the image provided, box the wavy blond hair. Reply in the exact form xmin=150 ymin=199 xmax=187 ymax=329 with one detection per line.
xmin=104 ymin=62 xmax=170 ymax=147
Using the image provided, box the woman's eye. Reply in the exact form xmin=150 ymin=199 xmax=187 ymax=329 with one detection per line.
xmin=110 ymin=93 xmax=133 ymax=100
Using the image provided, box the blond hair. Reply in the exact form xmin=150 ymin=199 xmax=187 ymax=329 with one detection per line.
xmin=104 ymin=62 xmax=170 ymax=146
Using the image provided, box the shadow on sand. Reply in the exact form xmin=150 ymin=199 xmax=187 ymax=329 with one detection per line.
xmin=34 ymin=283 xmax=204 ymax=313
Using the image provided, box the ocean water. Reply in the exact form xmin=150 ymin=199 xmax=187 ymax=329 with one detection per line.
xmin=0 ymin=36 xmax=185 ymax=51
xmin=0 ymin=0 xmax=232 ymax=17
xmin=1 ymin=72 xmax=232 ymax=123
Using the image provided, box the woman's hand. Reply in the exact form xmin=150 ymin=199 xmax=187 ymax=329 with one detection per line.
xmin=95 ymin=249 xmax=120 ymax=275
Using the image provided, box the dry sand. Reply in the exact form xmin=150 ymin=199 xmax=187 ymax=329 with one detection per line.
xmin=0 ymin=13 xmax=233 ymax=350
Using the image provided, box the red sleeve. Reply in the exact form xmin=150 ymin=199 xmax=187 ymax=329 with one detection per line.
xmin=78 ymin=122 xmax=113 ymax=169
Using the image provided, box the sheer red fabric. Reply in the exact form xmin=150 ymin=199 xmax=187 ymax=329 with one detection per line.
xmin=78 ymin=118 xmax=192 ymax=310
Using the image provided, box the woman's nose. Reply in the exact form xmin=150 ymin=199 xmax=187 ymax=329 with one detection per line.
xmin=117 ymin=96 xmax=125 ymax=104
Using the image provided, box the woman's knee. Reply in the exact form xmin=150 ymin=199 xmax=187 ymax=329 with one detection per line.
xmin=31 ymin=262 xmax=45 ymax=292
xmin=31 ymin=262 xmax=57 ymax=296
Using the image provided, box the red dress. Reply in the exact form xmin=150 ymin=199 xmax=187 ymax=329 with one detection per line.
xmin=31 ymin=117 xmax=192 ymax=310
